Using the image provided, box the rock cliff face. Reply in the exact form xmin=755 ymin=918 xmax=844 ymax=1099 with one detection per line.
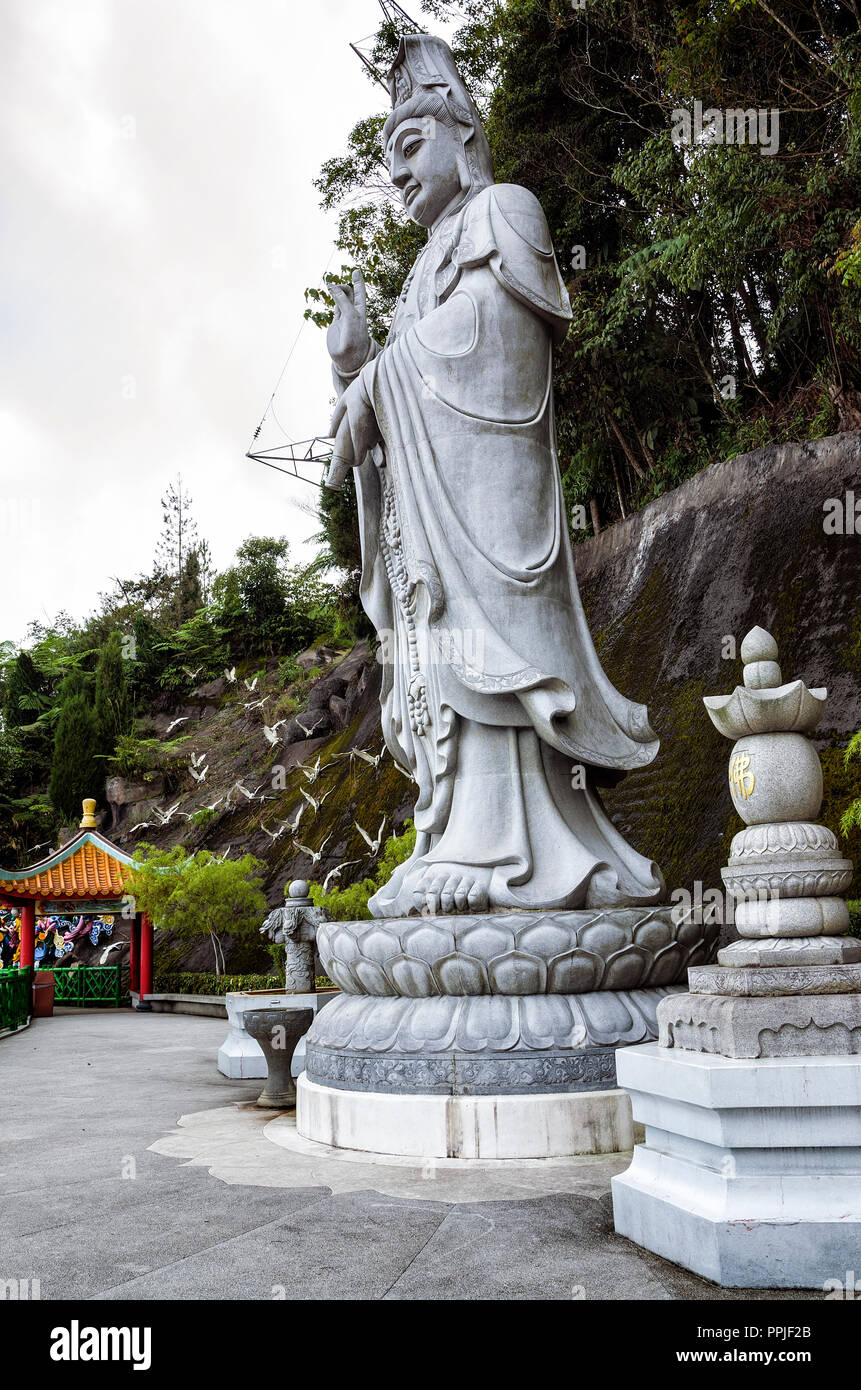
xmin=573 ymin=432 xmax=861 ymax=903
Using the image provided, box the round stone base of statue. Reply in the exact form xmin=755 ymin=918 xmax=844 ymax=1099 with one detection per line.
xmin=303 ymin=986 xmax=685 ymax=1095
xmin=295 ymin=1072 xmax=640 ymax=1159
xmin=307 ymin=905 xmax=712 ymax=1101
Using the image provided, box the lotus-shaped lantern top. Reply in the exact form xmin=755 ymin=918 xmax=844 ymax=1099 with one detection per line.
xmin=703 ymin=626 xmax=827 ymax=740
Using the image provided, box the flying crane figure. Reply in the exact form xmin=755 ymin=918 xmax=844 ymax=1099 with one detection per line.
xmin=321 ymin=860 xmax=361 ymax=894
xmin=292 ymin=833 xmax=333 ymax=866
xmin=300 ymin=786 xmax=334 ymax=815
xmin=299 ymin=755 xmax=336 ymax=784
xmin=355 ymin=818 xmax=388 ymax=856
xmin=234 ymin=781 xmax=266 ymax=802
xmin=277 ymin=805 xmax=305 ymax=836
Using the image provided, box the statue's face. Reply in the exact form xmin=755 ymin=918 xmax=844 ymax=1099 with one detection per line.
xmin=386 ymin=116 xmax=468 ymax=228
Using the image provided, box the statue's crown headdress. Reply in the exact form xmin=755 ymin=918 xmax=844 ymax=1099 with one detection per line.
xmin=383 ymin=34 xmax=493 ymax=189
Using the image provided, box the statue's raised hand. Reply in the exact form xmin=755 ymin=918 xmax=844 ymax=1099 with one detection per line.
xmin=327 ymin=268 xmax=371 ymax=376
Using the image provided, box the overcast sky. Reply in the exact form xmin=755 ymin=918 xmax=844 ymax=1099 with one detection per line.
xmin=1 ymin=0 xmax=409 ymax=645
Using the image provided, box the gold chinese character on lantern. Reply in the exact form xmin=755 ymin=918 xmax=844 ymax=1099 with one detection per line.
xmin=729 ymin=750 xmax=755 ymax=799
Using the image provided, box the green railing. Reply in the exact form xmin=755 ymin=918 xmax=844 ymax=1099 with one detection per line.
xmin=47 ymin=966 xmax=125 ymax=1008
xmin=0 ymin=967 xmax=32 ymax=1034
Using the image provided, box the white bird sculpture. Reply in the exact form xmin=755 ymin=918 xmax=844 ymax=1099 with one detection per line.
xmin=355 ymin=818 xmax=387 ymax=855
xmin=292 ymin=833 xmax=333 ymax=866
xmin=234 ymin=781 xmax=265 ymax=801
xmin=278 ymin=806 xmax=305 ymax=836
xmin=321 ymin=860 xmax=361 ymax=893
xmin=299 ymin=786 xmax=334 ymax=815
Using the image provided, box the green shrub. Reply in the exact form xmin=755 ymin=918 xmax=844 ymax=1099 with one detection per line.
xmin=309 ymin=821 xmax=417 ymax=921
xmin=151 ymin=971 xmax=282 ymax=996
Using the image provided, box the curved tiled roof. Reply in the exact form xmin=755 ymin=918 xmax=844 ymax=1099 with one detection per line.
xmin=0 ymin=831 xmax=132 ymax=902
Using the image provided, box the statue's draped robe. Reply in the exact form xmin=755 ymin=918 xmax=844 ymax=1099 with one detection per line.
xmin=335 ymin=183 xmax=664 ymax=917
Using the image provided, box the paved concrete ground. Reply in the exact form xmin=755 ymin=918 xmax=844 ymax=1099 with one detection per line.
xmin=0 ymin=1010 xmax=817 ymax=1301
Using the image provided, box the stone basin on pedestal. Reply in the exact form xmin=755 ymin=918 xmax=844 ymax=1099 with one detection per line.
xmin=244 ymin=1007 xmax=314 ymax=1109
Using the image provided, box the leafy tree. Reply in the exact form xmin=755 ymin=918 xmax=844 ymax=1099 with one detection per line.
xmin=840 ymin=732 xmax=861 ymax=838
xmin=214 ymin=537 xmax=296 ymax=655
xmin=3 ymin=651 xmax=44 ymax=729
xmin=155 ymin=474 xmax=211 ymax=624
xmin=127 ymin=613 xmax=167 ymax=707
xmin=125 ymin=846 xmax=268 ymax=974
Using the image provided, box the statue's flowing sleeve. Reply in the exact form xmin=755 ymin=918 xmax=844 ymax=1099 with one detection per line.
xmin=352 ymin=184 xmax=659 ymax=775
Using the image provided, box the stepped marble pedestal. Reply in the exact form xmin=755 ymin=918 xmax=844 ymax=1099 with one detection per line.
xmin=612 ymin=1044 xmax=861 ymax=1288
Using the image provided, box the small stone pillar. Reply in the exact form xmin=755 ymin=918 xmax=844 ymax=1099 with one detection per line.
xmin=656 ymin=625 xmax=858 ymax=1051
xmin=705 ymin=625 xmax=852 ymax=946
xmin=258 ymin=879 xmax=321 ymax=994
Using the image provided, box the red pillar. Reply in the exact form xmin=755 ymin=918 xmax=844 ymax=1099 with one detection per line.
xmin=18 ymin=902 xmax=36 ymax=970
xmin=135 ymin=912 xmax=153 ymax=1011
xmin=129 ymin=915 xmax=141 ymax=997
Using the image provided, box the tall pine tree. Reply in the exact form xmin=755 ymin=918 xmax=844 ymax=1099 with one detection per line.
xmin=49 ymin=676 xmax=100 ymax=822
xmin=94 ymin=631 xmax=132 ymax=755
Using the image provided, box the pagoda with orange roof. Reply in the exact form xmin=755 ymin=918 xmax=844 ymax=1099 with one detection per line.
xmin=0 ymin=799 xmax=154 ymax=1009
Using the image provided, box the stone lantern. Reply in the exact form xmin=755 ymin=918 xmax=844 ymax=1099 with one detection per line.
xmin=612 ymin=626 xmax=861 ymax=1289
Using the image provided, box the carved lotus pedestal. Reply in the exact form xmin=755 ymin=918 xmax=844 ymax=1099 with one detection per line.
xmin=613 ymin=628 xmax=861 ymax=1287
xmin=296 ymin=903 xmax=717 ymax=1158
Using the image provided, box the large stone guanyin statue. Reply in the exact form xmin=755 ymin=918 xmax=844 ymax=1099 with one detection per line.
xmin=325 ymin=35 xmax=664 ymax=919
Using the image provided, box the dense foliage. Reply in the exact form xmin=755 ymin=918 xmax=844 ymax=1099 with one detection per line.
xmin=308 ymin=0 xmax=861 ymax=562
xmin=0 ymin=508 xmax=347 ymax=860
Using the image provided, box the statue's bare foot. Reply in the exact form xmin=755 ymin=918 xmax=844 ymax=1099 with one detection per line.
xmin=411 ymin=863 xmax=491 ymax=915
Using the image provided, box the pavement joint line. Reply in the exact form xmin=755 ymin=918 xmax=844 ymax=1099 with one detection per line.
xmin=379 ymin=1205 xmax=455 ymax=1299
